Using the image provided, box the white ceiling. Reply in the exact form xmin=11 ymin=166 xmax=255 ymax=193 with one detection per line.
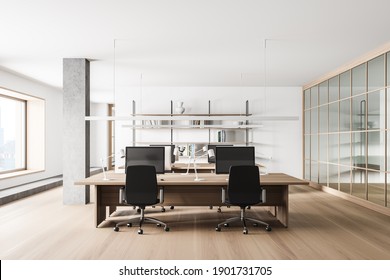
xmin=1 ymin=0 xmax=390 ymax=102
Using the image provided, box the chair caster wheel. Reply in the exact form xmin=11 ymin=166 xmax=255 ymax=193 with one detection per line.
xmin=215 ymin=227 xmax=221 ymax=232
xmin=137 ymin=208 xmax=141 ymax=213
xmin=156 ymin=223 xmax=161 ymax=227
xmin=243 ymin=229 xmax=248 ymax=234
xmin=113 ymin=226 xmax=119 ymax=232
xmin=127 ymin=223 xmax=132 ymax=227
xmin=170 ymin=206 xmax=174 ymax=210
xmin=209 ymin=206 xmax=213 ymax=209
xmin=217 ymin=207 xmax=221 ymax=213
xmin=266 ymin=226 xmax=272 ymax=232
xmin=223 ymin=223 xmax=229 ymax=227
xmin=161 ymin=207 xmax=165 ymax=212
xmin=138 ymin=229 xmax=143 ymax=234
xmin=164 ymin=227 xmax=170 ymax=232
xmin=247 ymin=206 xmax=251 ymax=210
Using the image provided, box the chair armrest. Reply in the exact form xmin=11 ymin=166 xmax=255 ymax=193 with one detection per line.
xmin=159 ymin=187 xmax=164 ymax=204
xmin=119 ymin=187 xmax=126 ymax=204
xmin=261 ymin=188 xmax=266 ymax=203
xmin=221 ymin=187 xmax=226 ymax=203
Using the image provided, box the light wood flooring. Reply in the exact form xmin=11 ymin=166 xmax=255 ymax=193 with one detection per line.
xmin=0 ymin=184 xmax=389 ymax=260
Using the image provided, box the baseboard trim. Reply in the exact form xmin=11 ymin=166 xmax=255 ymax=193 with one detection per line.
xmin=308 ymin=182 xmax=390 ymax=217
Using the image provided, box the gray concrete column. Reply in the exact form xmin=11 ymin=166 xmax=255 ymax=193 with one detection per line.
xmin=63 ymin=58 xmax=90 ymax=204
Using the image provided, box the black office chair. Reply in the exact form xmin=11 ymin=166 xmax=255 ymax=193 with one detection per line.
xmin=114 ymin=165 xmax=170 ymax=234
xmin=215 ymin=165 xmax=271 ymax=234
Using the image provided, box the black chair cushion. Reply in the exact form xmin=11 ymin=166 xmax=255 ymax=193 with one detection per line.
xmin=125 ymin=165 xmax=159 ymax=206
xmin=227 ymin=165 xmax=262 ymax=207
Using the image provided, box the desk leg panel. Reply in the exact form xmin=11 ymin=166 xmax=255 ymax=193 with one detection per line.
xmin=95 ymin=185 xmax=122 ymax=227
xmin=262 ymin=185 xmax=289 ymax=228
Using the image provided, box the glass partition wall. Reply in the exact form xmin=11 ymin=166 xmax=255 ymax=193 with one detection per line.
xmin=304 ymin=52 xmax=389 ymax=208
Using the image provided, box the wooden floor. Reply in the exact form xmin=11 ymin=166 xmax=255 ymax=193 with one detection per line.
xmin=0 ymin=184 xmax=389 ymax=260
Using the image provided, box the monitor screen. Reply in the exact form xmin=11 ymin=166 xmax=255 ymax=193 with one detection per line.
xmin=125 ymin=146 xmax=165 ymax=174
xmin=215 ymin=146 xmax=255 ymax=174
xmin=207 ymin=144 xmax=233 ymax=163
xmin=150 ymin=144 xmax=175 ymax=163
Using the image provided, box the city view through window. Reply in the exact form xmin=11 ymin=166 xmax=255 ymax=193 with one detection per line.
xmin=0 ymin=95 xmax=26 ymax=174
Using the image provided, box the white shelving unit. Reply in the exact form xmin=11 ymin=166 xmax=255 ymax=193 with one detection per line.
xmin=123 ymin=100 xmax=254 ymax=146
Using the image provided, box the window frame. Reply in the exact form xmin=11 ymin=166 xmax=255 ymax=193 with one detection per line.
xmin=0 ymin=93 xmax=27 ymax=175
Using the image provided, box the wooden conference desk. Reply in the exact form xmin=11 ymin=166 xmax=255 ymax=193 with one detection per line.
xmin=75 ymin=172 xmax=308 ymax=228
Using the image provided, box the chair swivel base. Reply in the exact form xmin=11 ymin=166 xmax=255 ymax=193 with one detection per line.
xmin=114 ymin=216 xmax=169 ymax=234
xmin=215 ymin=216 xmax=271 ymax=234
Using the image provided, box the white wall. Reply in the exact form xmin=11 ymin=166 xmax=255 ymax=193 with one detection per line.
xmin=0 ymin=68 xmax=63 ymax=189
xmin=115 ymin=86 xmax=303 ymax=178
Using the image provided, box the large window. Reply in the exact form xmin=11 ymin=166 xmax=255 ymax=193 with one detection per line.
xmin=0 ymin=94 xmax=26 ymax=174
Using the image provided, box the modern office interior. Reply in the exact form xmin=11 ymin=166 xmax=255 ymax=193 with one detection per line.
xmin=1 ymin=0 xmax=390 ymax=260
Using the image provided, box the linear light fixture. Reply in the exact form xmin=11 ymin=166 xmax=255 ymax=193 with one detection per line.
xmin=85 ymin=115 xmax=299 ymax=121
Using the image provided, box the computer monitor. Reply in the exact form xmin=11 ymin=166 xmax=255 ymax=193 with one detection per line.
xmin=125 ymin=146 xmax=165 ymax=174
xmin=207 ymin=144 xmax=233 ymax=163
xmin=150 ymin=144 xmax=175 ymax=163
xmin=215 ymin=146 xmax=255 ymax=174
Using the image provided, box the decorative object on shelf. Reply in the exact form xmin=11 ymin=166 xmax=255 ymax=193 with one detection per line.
xmin=218 ymin=130 xmax=226 ymax=142
xmin=174 ymin=145 xmax=186 ymax=156
xmin=182 ymin=145 xmax=215 ymax=181
xmin=100 ymin=149 xmax=125 ymax=180
xmin=174 ymin=101 xmax=185 ymax=114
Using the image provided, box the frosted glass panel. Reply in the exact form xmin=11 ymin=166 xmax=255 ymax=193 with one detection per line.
xmin=368 ymin=55 xmax=384 ymax=91
xmin=352 ymin=132 xmax=366 ymax=169
xmin=311 ymin=160 xmax=318 ymax=183
xmin=339 ymin=99 xmax=350 ymax=131
xmin=328 ymin=164 xmax=338 ymax=190
xmin=388 ymin=131 xmax=390 ymax=172
xmin=352 ymin=169 xmax=366 ymax=199
xmin=339 ymin=133 xmax=350 ymax=166
xmin=305 ymin=160 xmax=310 ymax=180
xmin=305 ymin=110 xmax=310 ymax=134
xmin=329 ymin=103 xmax=338 ymax=133
xmin=319 ymin=163 xmax=327 ymax=186
xmin=328 ymin=134 xmax=338 ymax=163
xmin=319 ymin=135 xmax=327 ymax=162
xmin=367 ymin=172 xmax=385 ymax=206
xmin=339 ymin=166 xmax=351 ymax=194
xmin=311 ymin=108 xmax=318 ymax=134
xmin=305 ymin=135 xmax=310 ymax=160
xmin=319 ymin=81 xmax=328 ymax=105
xmin=329 ymin=76 xmax=339 ymax=102
xmin=367 ymin=90 xmax=385 ymax=130
xmin=367 ymin=131 xmax=385 ymax=171
xmin=352 ymin=95 xmax=366 ymax=131
xmin=304 ymin=89 xmax=310 ymax=109
xmin=352 ymin=64 xmax=366 ymax=96
xmin=340 ymin=70 xmax=351 ymax=99
xmin=387 ymin=173 xmax=390 ymax=208
xmin=319 ymin=105 xmax=328 ymax=133
xmin=311 ymin=86 xmax=318 ymax=108
xmin=387 ymin=53 xmax=390 ymax=87
xmin=311 ymin=135 xmax=318 ymax=161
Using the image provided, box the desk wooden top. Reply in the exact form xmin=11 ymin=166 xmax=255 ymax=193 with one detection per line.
xmin=75 ymin=172 xmax=309 ymax=186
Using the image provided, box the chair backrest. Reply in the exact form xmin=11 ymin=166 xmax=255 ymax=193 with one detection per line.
xmin=228 ymin=165 xmax=262 ymax=206
xmin=125 ymin=165 xmax=158 ymax=206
